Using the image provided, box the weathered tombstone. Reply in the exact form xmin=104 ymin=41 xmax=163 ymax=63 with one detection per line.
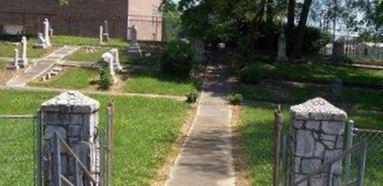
xmin=277 ymin=32 xmax=288 ymax=62
xmin=49 ymin=28 xmax=53 ymax=38
xmin=290 ymin=97 xmax=347 ymax=185
xmin=19 ymin=36 xmax=28 ymax=67
xmin=41 ymin=91 xmax=101 ymax=185
xmin=101 ymin=52 xmax=118 ymax=84
xmin=110 ymin=48 xmax=123 ymax=72
xmin=332 ymin=41 xmax=344 ymax=57
xmin=34 ymin=33 xmax=47 ymax=49
xmin=103 ymin=20 xmax=109 ymax=42
xmin=43 ymin=18 xmax=51 ymax=47
xmin=331 ymin=78 xmax=343 ymax=101
xmin=13 ymin=48 xmax=19 ymax=70
xmin=128 ymin=25 xmax=142 ymax=57
xmin=99 ymin=25 xmax=104 ymax=45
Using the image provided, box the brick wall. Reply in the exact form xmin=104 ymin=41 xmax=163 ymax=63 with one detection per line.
xmin=0 ymin=0 xmax=163 ymax=40
xmin=128 ymin=0 xmax=163 ymax=41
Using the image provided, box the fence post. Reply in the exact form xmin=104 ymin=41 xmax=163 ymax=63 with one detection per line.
xmin=53 ymin=132 xmax=62 ymax=186
xmin=357 ymin=142 xmax=368 ymax=186
xmin=107 ymin=101 xmax=115 ymax=186
xmin=344 ymin=120 xmax=354 ymax=183
xmin=273 ymin=105 xmax=282 ymax=186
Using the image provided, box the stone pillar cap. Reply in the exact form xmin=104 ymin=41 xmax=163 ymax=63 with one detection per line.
xmin=41 ymin=91 xmax=100 ymax=113
xmin=290 ymin=97 xmax=347 ymax=121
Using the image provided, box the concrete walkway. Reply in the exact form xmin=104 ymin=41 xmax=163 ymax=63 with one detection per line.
xmin=166 ymin=65 xmax=235 ymax=186
xmin=6 ymin=46 xmax=79 ymax=87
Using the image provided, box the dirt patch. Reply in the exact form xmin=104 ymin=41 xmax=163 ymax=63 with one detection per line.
xmin=150 ymin=102 xmax=198 ymax=186
xmin=231 ymin=105 xmax=251 ymax=186
xmin=0 ymin=60 xmax=25 ymax=85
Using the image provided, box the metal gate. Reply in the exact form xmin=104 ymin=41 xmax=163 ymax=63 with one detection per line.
xmin=0 ymin=113 xmax=42 ymax=185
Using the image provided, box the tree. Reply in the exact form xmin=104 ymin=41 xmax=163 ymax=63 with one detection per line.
xmin=291 ymin=0 xmax=313 ymax=59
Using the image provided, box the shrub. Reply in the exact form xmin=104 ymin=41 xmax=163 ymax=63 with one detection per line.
xmin=186 ymin=91 xmax=198 ymax=103
xmin=227 ymin=93 xmax=243 ymax=105
xmin=99 ymin=65 xmax=113 ymax=90
xmin=239 ymin=64 xmax=263 ymax=84
xmin=160 ymin=40 xmax=196 ymax=77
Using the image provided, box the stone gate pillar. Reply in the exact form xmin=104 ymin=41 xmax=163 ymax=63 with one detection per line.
xmin=41 ymin=91 xmax=100 ymax=185
xmin=289 ymin=97 xmax=347 ymax=185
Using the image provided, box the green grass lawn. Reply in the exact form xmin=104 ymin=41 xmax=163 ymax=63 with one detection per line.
xmin=29 ymin=66 xmax=197 ymax=96
xmin=234 ymin=82 xmax=383 ymax=112
xmin=251 ymin=62 xmax=383 ymax=88
xmin=52 ymin=35 xmax=128 ymax=48
xmin=0 ymin=38 xmax=51 ymax=58
xmin=239 ymin=104 xmax=383 ymax=185
xmin=29 ymin=68 xmax=97 ymax=89
xmin=124 ymin=68 xmax=197 ymax=96
xmin=0 ymin=89 xmax=190 ymax=185
xmin=65 ymin=47 xmax=130 ymax=63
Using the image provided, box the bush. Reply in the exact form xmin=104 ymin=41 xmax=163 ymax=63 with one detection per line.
xmin=186 ymin=91 xmax=198 ymax=103
xmin=239 ymin=64 xmax=263 ymax=84
xmin=99 ymin=65 xmax=113 ymax=90
xmin=160 ymin=40 xmax=196 ymax=77
xmin=227 ymin=93 xmax=243 ymax=105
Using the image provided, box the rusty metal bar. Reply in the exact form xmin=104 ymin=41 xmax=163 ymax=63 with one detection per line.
xmin=60 ymin=175 xmax=74 ymax=186
xmin=272 ymin=105 xmax=282 ymax=186
xmin=356 ymin=142 xmax=368 ymax=186
xmin=53 ymin=132 xmax=62 ymax=186
xmin=59 ymin=135 xmax=97 ymax=183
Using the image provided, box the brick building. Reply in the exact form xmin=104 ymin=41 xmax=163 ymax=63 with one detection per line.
xmin=0 ymin=0 xmax=163 ymax=41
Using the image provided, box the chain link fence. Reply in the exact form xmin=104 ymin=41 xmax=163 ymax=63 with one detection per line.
xmin=0 ymin=115 xmax=39 ymax=185
xmin=351 ymin=127 xmax=383 ymax=185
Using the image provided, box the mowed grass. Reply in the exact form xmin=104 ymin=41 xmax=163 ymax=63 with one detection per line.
xmin=52 ymin=35 xmax=128 ymax=48
xmin=66 ymin=47 xmax=130 ymax=63
xmin=235 ymin=82 xmax=383 ymax=112
xmin=255 ymin=62 xmax=383 ymax=88
xmin=124 ymin=68 xmax=197 ymax=96
xmin=234 ymin=82 xmax=383 ymax=129
xmin=29 ymin=68 xmax=97 ymax=89
xmin=29 ymin=66 xmax=197 ymax=96
xmin=0 ymin=89 xmax=190 ymax=185
xmin=0 ymin=38 xmax=52 ymax=58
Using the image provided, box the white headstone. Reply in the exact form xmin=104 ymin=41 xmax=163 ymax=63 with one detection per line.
xmin=43 ymin=18 xmax=51 ymax=47
xmin=49 ymin=28 xmax=53 ymax=38
xmin=101 ymin=52 xmax=117 ymax=84
xmin=103 ymin=20 xmax=109 ymax=42
xmin=128 ymin=25 xmax=142 ymax=57
xmin=99 ymin=25 xmax=104 ymax=45
xmin=110 ymin=48 xmax=123 ymax=72
xmin=13 ymin=49 xmax=19 ymax=70
xmin=34 ymin=33 xmax=47 ymax=49
xmin=20 ymin=36 xmax=28 ymax=66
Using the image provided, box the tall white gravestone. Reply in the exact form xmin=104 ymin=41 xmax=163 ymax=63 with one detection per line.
xmin=103 ymin=20 xmax=109 ymax=42
xmin=43 ymin=18 xmax=51 ymax=47
xmin=13 ymin=48 xmax=19 ymax=70
xmin=290 ymin=97 xmax=347 ymax=185
xmin=34 ymin=33 xmax=47 ymax=49
xmin=20 ymin=36 xmax=28 ymax=67
xmin=99 ymin=25 xmax=104 ymax=45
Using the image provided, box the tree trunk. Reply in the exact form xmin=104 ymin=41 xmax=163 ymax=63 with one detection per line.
xmin=266 ymin=0 xmax=274 ymax=53
xmin=286 ymin=0 xmax=296 ymax=56
xmin=291 ymin=0 xmax=313 ymax=59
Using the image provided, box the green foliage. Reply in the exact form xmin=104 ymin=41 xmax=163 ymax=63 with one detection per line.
xmin=302 ymin=27 xmax=332 ymax=54
xmin=160 ymin=40 xmax=195 ymax=77
xmin=239 ymin=64 xmax=263 ymax=84
xmin=185 ymin=91 xmax=198 ymax=103
xmin=227 ymin=93 xmax=243 ymax=105
xmin=99 ymin=65 xmax=113 ymax=90
xmin=161 ymin=1 xmax=183 ymax=41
